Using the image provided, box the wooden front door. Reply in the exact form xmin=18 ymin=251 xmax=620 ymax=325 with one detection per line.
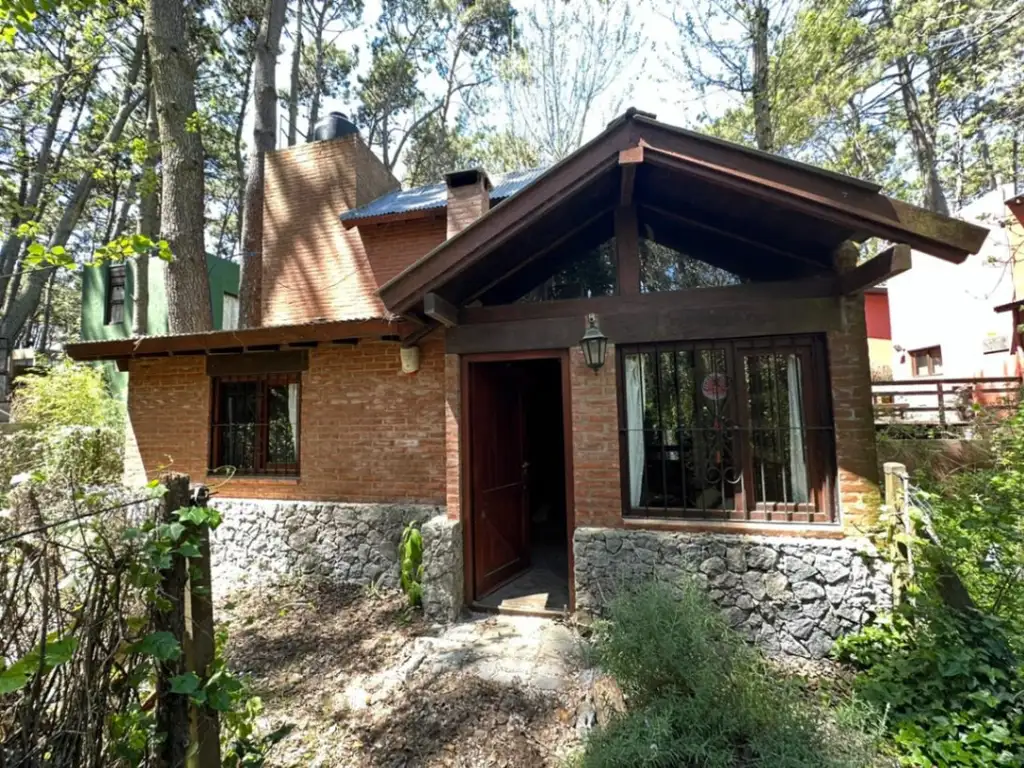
xmin=469 ymin=362 xmax=530 ymax=596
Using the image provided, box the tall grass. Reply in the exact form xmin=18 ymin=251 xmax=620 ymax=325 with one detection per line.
xmin=581 ymin=581 xmax=880 ymax=768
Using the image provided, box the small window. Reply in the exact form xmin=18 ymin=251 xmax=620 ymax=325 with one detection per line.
xmin=210 ymin=373 xmax=300 ymax=476
xmin=910 ymin=346 xmax=942 ymax=376
xmin=222 ymin=293 xmax=239 ymax=330
xmin=518 ymin=237 xmax=617 ymax=301
xmin=639 ymin=238 xmax=741 ymax=293
xmin=618 ymin=335 xmax=834 ymax=523
xmin=105 ymin=264 xmax=126 ymax=325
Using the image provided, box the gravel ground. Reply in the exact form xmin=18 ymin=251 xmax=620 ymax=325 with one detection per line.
xmin=221 ymin=583 xmax=586 ymax=767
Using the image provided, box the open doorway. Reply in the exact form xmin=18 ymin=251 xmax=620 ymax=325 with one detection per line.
xmin=466 ymin=354 xmax=571 ymax=613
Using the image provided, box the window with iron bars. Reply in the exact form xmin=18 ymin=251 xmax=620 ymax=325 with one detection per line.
xmin=617 ymin=335 xmax=836 ymax=523
xmin=209 ymin=373 xmax=300 ymax=476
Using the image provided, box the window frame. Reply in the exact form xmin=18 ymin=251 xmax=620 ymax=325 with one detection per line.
xmin=208 ymin=372 xmax=301 ymax=477
xmin=909 ymin=345 xmax=942 ymax=377
xmin=615 ymin=334 xmax=836 ymax=524
xmin=104 ymin=264 xmax=127 ymax=325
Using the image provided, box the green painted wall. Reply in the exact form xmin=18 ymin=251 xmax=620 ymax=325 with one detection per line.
xmin=81 ymin=255 xmax=240 ymax=397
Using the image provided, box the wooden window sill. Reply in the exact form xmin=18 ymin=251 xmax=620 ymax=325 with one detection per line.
xmin=622 ymin=517 xmax=846 ymax=539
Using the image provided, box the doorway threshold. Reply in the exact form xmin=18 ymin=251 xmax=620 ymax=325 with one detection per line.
xmin=471 ymin=601 xmax=567 ymax=619
xmin=473 ymin=560 xmax=571 ymax=616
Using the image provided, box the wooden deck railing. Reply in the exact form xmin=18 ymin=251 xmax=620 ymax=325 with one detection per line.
xmin=871 ymin=376 xmax=1021 ymax=426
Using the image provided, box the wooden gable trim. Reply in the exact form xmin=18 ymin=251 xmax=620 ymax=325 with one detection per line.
xmin=376 ymin=109 xmax=988 ymax=316
xmin=640 ymin=143 xmax=986 ymax=264
xmin=379 ymin=123 xmax=635 ymax=313
xmin=341 ymin=207 xmax=444 ymax=230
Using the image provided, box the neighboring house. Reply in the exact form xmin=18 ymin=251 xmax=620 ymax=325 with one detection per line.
xmin=864 ymin=287 xmax=892 ymax=379
xmin=887 ymin=187 xmax=1023 ymax=382
xmin=81 ymin=254 xmax=240 ymax=396
xmin=66 ymin=109 xmax=987 ymax=659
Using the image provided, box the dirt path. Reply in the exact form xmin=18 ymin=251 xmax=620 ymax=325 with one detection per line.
xmin=222 ymin=584 xmax=587 ymax=767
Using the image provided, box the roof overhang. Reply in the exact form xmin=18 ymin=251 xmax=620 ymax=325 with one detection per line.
xmin=378 ymin=109 xmax=989 ymax=315
xmin=995 ymin=298 xmax=1024 ymax=314
xmin=65 ymin=318 xmax=410 ymax=362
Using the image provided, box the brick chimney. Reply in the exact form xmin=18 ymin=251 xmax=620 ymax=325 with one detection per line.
xmin=445 ymin=168 xmax=492 ymax=239
xmin=262 ymin=114 xmax=399 ymax=325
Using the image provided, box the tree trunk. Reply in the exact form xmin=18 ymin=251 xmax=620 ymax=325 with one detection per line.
xmin=0 ymin=39 xmax=145 ymax=344
xmin=239 ymin=0 xmax=287 ymax=329
xmin=233 ymin=64 xmax=252 ymax=250
xmin=0 ymin=62 xmax=71 ymax=310
xmin=135 ymin=85 xmax=160 ymax=337
xmin=36 ymin=271 xmax=56 ymax=352
xmin=146 ymin=0 xmax=213 ymax=333
xmin=288 ymin=0 xmax=303 ymax=146
xmin=306 ymin=5 xmax=325 ymax=139
xmin=895 ymin=53 xmax=949 ymax=215
xmin=751 ymin=2 xmax=773 ymax=153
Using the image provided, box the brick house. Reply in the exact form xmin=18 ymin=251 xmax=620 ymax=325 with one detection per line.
xmin=67 ymin=110 xmax=988 ymax=658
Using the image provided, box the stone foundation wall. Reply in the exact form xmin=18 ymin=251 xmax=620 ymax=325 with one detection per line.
xmin=210 ymin=499 xmax=441 ymax=589
xmin=574 ymin=527 xmax=892 ymax=659
xmin=421 ymin=516 xmax=463 ymax=623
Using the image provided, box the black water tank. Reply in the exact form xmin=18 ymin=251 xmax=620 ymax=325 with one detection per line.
xmin=311 ymin=111 xmax=359 ymax=142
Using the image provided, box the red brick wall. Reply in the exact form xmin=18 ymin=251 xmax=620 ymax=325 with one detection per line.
xmin=447 ymin=179 xmax=489 ymax=238
xmin=828 ymin=294 xmax=882 ymax=532
xmin=124 ymin=340 xmax=446 ymax=504
xmin=262 ymin=136 xmax=417 ymax=326
xmin=569 ymin=346 xmax=622 ymax=528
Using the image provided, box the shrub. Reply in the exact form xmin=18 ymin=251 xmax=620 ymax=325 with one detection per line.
xmin=399 ymin=521 xmax=423 ymax=606
xmin=0 ymin=361 xmax=123 ymax=501
xmin=582 ymin=581 xmax=879 ymax=768
xmin=835 ymin=603 xmax=1024 ymax=766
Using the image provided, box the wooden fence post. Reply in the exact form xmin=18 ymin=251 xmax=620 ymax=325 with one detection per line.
xmin=153 ymin=473 xmax=191 ymax=768
xmin=187 ymin=485 xmax=221 ymax=768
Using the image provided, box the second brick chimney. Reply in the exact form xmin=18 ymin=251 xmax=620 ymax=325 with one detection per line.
xmin=445 ymin=168 xmax=492 ymax=239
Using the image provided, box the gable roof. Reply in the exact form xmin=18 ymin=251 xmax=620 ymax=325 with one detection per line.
xmin=378 ymin=108 xmax=990 ymax=315
xmin=339 ymin=167 xmax=546 ymax=225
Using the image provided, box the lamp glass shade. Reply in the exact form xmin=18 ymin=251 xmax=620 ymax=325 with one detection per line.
xmin=580 ymin=318 xmax=609 ymax=371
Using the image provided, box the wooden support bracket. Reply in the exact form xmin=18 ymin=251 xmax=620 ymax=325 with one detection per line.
xmin=424 ymin=292 xmax=459 ymax=327
xmin=838 ymin=244 xmax=911 ymax=294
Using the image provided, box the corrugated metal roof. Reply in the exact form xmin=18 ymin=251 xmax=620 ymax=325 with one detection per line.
xmin=339 ymin=167 xmax=547 ymax=223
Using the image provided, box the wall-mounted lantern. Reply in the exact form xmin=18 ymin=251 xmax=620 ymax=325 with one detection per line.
xmin=400 ymin=345 xmax=420 ymax=374
xmin=579 ymin=313 xmax=609 ymax=373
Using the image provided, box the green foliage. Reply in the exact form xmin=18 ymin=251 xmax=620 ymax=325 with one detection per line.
xmin=920 ymin=405 xmax=1024 ymax=643
xmin=399 ymin=521 xmax=423 ymax=607
xmin=582 ymin=581 xmax=879 ymax=767
xmin=10 ymin=359 xmax=121 ymax=429
xmin=0 ymin=361 xmax=124 ymax=502
xmin=835 ymin=604 xmax=1024 ymax=765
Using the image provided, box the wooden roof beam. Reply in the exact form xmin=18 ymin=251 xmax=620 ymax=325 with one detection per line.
xmin=619 ymin=145 xmax=642 ymax=205
xmin=837 ymin=244 xmax=911 ymax=294
xmin=424 ymin=292 xmax=459 ymax=327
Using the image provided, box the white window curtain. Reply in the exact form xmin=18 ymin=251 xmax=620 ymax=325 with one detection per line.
xmin=625 ymin=355 xmax=646 ymax=507
xmin=786 ymin=355 xmax=809 ymax=503
xmin=287 ymin=382 xmax=299 ymax=454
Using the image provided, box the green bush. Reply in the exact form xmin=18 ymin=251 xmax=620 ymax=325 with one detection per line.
xmin=920 ymin=404 xmax=1024 ymax=645
xmin=581 ymin=581 xmax=879 ymax=768
xmin=835 ymin=603 xmax=1024 ymax=766
xmin=0 ymin=361 xmax=123 ymax=500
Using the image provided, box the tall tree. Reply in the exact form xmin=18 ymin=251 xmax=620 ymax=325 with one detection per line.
xmin=356 ymin=0 xmax=518 ymax=174
xmin=302 ymin=0 xmax=361 ymax=139
xmin=664 ymin=0 xmax=798 ymax=153
xmin=134 ymin=76 xmax=160 ymax=337
xmin=145 ymin=0 xmax=213 ymax=332
xmin=287 ymin=0 xmax=303 ymax=145
xmin=238 ymin=0 xmax=287 ymax=329
xmin=502 ymin=0 xmax=643 ymax=162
